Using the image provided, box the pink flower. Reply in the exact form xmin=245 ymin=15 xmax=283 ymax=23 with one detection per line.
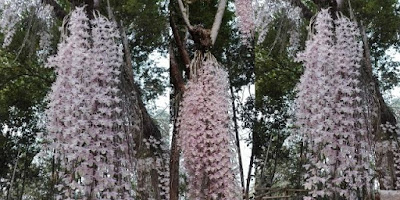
xmin=178 ymin=52 xmax=240 ymax=199
xmin=44 ymin=7 xmax=133 ymax=199
xmin=295 ymin=9 xmax=371 ymax=199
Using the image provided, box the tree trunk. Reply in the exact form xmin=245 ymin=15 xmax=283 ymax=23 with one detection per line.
xmin=359 ymin=22 xmax=397 ymax=190
xmin=18 ymin=150 xmax=29 ymax=200
xmin=7 ymin=150 xmax=20 ymax=200
xmin=230 ymin=85 xmax=245 ymax=190
xmin=169 ymin=48 xmax=182 ymax=200
xmin=169 ymin=7 xmax=191 ymax=200
xmin=169 ymin=123 xmax=180 ymax=200
xmin=245 ymin=149 xmax=255 ymax=200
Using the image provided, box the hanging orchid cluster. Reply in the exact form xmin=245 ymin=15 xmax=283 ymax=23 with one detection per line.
xmin=0 ymin=0 xmax=54 ymax=48
xmin=377 ymin=122 xmax=400 ymax=189
xmin=253 ymin=0 xmax=301 ymax=46
xmin=44 ymin=7 xmax=133 ymax=200
xmin=295 ymin=9 xmax=372 ymax=199
xmin=177 ymin=52 xmax=240 ymax=200
xmin=234 ymin=0 xmax=255 ymax=45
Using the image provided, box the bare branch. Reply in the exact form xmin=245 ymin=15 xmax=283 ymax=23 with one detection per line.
xmin=177 ymin=0 xmax=193 ymax=30
xmin=119 ymin=21 xmax=135 ymax=84
xmin=106 ymin=0 xmax=115 ymax=21
xmin=170 ymin=45 xmax=186 ymax=92
xmin=244 ymin=149 xmax=254 ymax=200
xmin=170 ymin=13 xmax=191 ymax=76
xmin=210 ymin=0 xmax=227 ymax=45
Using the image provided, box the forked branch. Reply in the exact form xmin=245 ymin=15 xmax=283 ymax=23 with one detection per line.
xmin=176 ymin=0 xmax=227 ymax=47
xmin=177 ymin=0 xmax=193 ymax=30
xmin=210 ymin=0 xmax=227 ymax=45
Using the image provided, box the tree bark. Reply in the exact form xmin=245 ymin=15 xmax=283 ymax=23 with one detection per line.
xmin=169 ymin=46 xmax=183 ymax=200
xmin=6 ymin=150 xmax=20 ymax=200
xmin=170 ymin=46 xmax=186 ymax=92
xmin=176 ymin=0 xmax=227 ymax=49
xmin=169 ymin=10 xmax=191 ymax=198
xmin=169 ymin=123 xmax=180 ymax=200
xmin=360 ymin=22 xmax=397 ymax=190
xmin=177 ymin=0 xmax=193 ymax=30
xmin=170 ymin=14 xmax=191 ymax=79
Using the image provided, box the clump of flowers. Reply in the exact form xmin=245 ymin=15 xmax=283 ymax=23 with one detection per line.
xmin=295 ymin=9 xmax=371 ymax=199
xmin=0 ymin=0 xmax=54 ymax=47
xmin=177 ymin=52 xmax=240 ymax=199
xmin=44 ymin=7 xmax=133 ymax=199
xmin=254 ymin=0 xmax=301 ymax=46
xmin=235 ymin=0 xmax=255 ymax=45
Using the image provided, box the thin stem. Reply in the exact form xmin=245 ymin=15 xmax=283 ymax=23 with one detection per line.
xmin=245 ymin=150 xmax=254 ymax=200
xmin=7 ymin=149 xmax=21 ymax=200
xmin=230 ymin=85 xmax=245 ymax=190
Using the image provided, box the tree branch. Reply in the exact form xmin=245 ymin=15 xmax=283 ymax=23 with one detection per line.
xmin=230 ymin=84 xmax=245 ymax=190
xmin=177 ymin=0 xmax=193 ymax=31
xmin=170 ymin=45 xmax=186 ymax=92
xmin=119 ymin=21 xmax=135 ymax=84
xmin=210 ymin=0 xmax=227 ymax=45
xmin=245 ymin=149 xmax=254 ymax=200
xmin=170 ymin=14 xmax=191 ymax=78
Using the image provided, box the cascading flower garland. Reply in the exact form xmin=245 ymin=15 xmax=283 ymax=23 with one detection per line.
xmin=0 ymin=0 xmax=54 ymax=47
xmin=234 ymin=0 xmax=255 ymax=45
xmin=253 ymin=0 xmax=301 ymax=46
xmin=177 ymin=51 xmax=240 ymax=200
xmin=295 ymin=9 xmax=372 ymax=199
xmin=44 ymin=7 xmax=133 ymax=200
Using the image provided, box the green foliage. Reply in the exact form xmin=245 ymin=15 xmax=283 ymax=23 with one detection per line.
xmin=350 ymin=0 xmax=400 ymax=56
xmin=0 ymin=4 xmax=55 ymax=196
xmin=0 ymin=58 xmax=52 ymax=124
xmin=226 ymin=31 xmax=255 ymax=89
xmin=109 ymin=0 xmax=168 ymax=56
xmin=254 ymin=12 xmax=304 ymax=154
xmin=253 ymin=8 xmax=307 ymax=190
